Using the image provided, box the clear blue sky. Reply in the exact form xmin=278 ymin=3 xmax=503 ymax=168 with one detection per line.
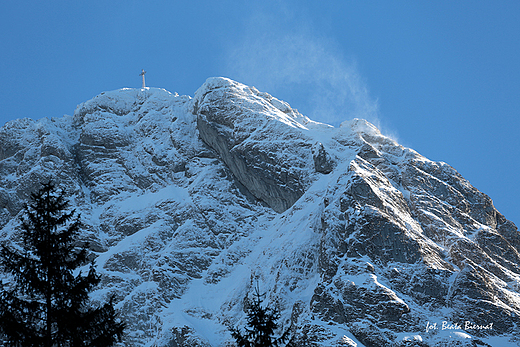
xmin=1 ymin=1 xmax=519 ymax=226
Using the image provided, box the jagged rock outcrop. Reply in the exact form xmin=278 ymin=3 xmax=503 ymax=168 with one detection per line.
xmin=194 ymin=78 xmax=318 ymax=213
xmin=312 ymin=142 xmax=335 ymax=174
xmin=1 ymin=77 xmax=519 ymax=346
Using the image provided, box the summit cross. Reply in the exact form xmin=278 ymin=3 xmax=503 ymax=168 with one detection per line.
xmin=140 ymin=69 xmax=146 ymax=88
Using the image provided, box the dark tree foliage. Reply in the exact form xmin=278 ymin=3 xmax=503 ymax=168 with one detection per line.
xmin=230 ymin=284 xmax=293 ymax=347
xmin=0 ymin=182 xmax=125 ymax=346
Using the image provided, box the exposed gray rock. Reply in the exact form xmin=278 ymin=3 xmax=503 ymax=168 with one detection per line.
xmin=312 ymin=142 xmax=335 ymax=174
xmin=349 ymin=321 xmax=395 ymax=347
xmin=194 ymin=78 xmax=315 ymax=213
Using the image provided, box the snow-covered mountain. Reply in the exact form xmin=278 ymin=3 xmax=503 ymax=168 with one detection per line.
xmin=1 ymin=77 xmax=519 ymax=346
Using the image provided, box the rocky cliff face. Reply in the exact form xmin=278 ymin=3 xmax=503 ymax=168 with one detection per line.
xmin=1 ymin=78 xmax=519 ymax=346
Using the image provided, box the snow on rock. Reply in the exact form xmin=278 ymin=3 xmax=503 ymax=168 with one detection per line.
xmin=194 ymin=77 xmax=319 ymax=213
xmin=1 ymin=77 xmax=520 ymax=346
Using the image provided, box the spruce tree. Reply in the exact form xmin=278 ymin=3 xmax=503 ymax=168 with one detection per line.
xmin=0 ymin=182 xmax=125 ymax=346
xmin=230 ymin=284 xmax=292 ymax=347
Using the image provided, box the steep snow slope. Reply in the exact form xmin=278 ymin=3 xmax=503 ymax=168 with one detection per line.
xmin=1 ymin=78 xmax=519 ymax=346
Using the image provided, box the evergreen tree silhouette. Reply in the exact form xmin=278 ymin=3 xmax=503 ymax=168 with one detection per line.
xmin=230 ymin=283 xmax=292 ymax=347
xmin=0 ymin=182 xmax=125 ymax=346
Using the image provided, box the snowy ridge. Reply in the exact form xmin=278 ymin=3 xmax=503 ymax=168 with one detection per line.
xmin=1 ymin=77 xmax=519 ymax=346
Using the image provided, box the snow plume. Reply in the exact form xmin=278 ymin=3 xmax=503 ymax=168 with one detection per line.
xmin=225 ymin=10 xmax=379 ymax=128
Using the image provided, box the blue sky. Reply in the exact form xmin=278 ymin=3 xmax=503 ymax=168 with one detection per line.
xmin=1 ymin=1 xmax=519 ymax=226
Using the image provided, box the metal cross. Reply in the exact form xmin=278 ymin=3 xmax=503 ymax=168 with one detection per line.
xmin=140 ymin=69 xmax=146 ymax=88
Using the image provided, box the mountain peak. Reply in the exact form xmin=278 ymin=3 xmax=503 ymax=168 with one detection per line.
xmin=1 ymin=78 xmax=519 ymax=346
